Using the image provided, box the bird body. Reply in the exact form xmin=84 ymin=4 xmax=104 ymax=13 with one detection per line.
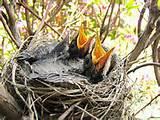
xmin=16 ymin=35 xmax=70 ymax=64
xmin=16 ymin=24 xmax=92 ymax=82
xmin=68 ymin=24 xmax=93 ymax=58
xmin=83 ymin=35 xmax=116 ymax=83
xmin=29 ymin=57 xmax=84 ymax=79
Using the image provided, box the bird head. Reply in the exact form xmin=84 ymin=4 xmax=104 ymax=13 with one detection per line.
xmin=69 ymin=24 xmax=93 ymax=58
xmin=91 ymin=35 xmax=115 ymax=73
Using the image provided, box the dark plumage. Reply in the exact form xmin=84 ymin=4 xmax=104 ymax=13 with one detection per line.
xmin=16 ymin=35 xmax=69 ymax=64
xmin=16 ymin=24 xmax=93 ymax=80
xmin=68 ymin=24 xmax=93 ymax=59
xmin=83 ymin=36 xmax=116 ymax=84
xmin=68 ymin=34 xmax=80 ymax=58
xmin=83 ymin=54 xmax=103 ymax=83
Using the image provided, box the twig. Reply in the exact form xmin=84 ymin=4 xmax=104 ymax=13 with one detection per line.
xmin=41 ymin=0 xmax=45 ymax=17
xmin=58 ymin=102 xmax=81 ymax=120
xmin=127 ymin=1 xmax=160 ymax=70
xmin=128 ymin=55 xmax=151 ymax=66
xmin=134 ymin=94 xmax=160 ymax=116
xmin=24 ymin=0 xmax=33 ymax=35
xmin=3 ymin=0 xmax=22 ymax=46
xmin=113 ymin=3 xmax=120 ymax=28
xmin=127 ymin=62 xmax=160 ymax=74
xmin=102 ymin=0 xmax=115 ymax=43
xmin=144 ymin=30 xmax=160 ymax=49
xmin=75 ymin=105 xmax=99 ymax=120
xmin=80 ymin=104 xmax=88 ymax=120
xmin=32 ymin=0 xmax=36 ymax=29
xmin=100 ymin=2 xmax=112 ymax=38
xmin=0 ymin=12 xmax=19 ymax=48
xmin=12 ymin=62 xmax=31 ymax=112
xmin=137 ymin=5 xmax=146 ymax=37
xmin=30 ymin=94 xmax=39 ymax=120
xmin=152 ymin=36 xmax=160 ymax=86
xmin=99 ymin=83 xmax=122 ymax=120
xmin=158 ymin=46 xmax=160 ymax=63
xmin=46 ymin=0 xmax=66 ymax=23
xmin=0 ymin=84 xmax=22 ymax=119
xmin=35 ymin=0 xmax=54 ymax=34
xmin=18 ymin=1 xmax=61 ymax=37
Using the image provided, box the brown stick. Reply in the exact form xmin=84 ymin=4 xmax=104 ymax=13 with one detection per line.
xmin=18 ymin=1 xmax=61 ymax=37
xmin=102 ymin=0 xmax=115 ymax=43
xmin=35 ymin=0 xmax=54 ymax=34
xmin=134 ymin=94 xmax=160 ymax=116
xmin=58 ymin=102 xmax=81 ymax=120
xmin=24 ymin=0 xmax=33 ymax=35
xmin=0 ymin=12 xmax=19 ymax=48
xmin=158 ymin=46 xmax=160 ymax=63
xmin=100 ymin=1 xmax=112 ymax=38
xmin=3 ymin=0 xmax=22 ymax=47
xmin=46 ymin=0 xmax=66 ymax=23
xmin=127 ymin=62 xmax=160 ymax=74
xmin=137 ymin=5 xmax=146 ymax=37
xmin=0 ymin=84 xmax=22 ymax=120
xmin=152 ymin=38 xmax=160 ymax=86
xmin=127 ymin=3 xmax=160 ymax=70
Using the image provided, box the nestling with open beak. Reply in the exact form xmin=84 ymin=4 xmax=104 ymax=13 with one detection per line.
xmin=68 ymin=24 xmax=93 ymax=58
xmin=83 ymin=35 xmax=115 ymax=83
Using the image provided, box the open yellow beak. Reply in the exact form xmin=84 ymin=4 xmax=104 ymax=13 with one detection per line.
xmin=77 ymin=24 xmax=88 ymax=49
xmin=92 ymin=36 xmax=115 ymax=71
xmin=92 ymin=35 xmax=106 ymax=64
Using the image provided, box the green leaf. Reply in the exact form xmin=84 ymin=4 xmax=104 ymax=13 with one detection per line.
xmin=0 ymin=0 xmax=2 ymax=5
xmin=158 ymin=0 xmax=160 ymax=9
xmin=126 ymin=0 xmax=134 ymax=9
xmin=91 ymin=0 xmax=101 ymax=5
xmin=108 ymin=0 xmax=126 ymax=4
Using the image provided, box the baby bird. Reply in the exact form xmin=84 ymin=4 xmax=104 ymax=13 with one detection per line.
xmin=68 ymin=24 xmax=93 ymax=59
xmin=83 ymin=35 xmax=115 ymax=83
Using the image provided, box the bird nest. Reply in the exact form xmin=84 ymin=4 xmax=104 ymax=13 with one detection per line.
xmin=2 ymin=35 xmax=130 ymax=120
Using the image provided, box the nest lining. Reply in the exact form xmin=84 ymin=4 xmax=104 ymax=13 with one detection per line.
xmin=2 ymin=34 xmax=131 ymax=120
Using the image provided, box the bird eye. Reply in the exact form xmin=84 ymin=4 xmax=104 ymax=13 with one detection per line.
xmin=84 ymin=55 xmax=92 ymax=69
xmin=70 ymin=43 xmax=75 ymax=48
xmin=85 ymin=57 xmax=90 ymax=64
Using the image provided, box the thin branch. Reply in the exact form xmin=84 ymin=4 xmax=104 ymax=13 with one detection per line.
xmin=35 ymin=0 xmax=54 ymax=34
xmin=144 ymin=30 xmax=160 ymax=49
xmin=41 ymin=0 xmax=45 ymax=17
xmin=127 ymin=62 xmax=160 ymax=74
xmin=0 ymin=12 xmax=19 ymax=48
xmin=41 ymin=0 xmax=68 ymax=32
xmin=24 ymin=0 xmax=33 ymax=35
xmin=100 ymin=2 xmax=112 ymax=38
xmin=137 ymin=5 xmax=146 ymax=37
xmin=46 ymin=0 xmax=66 ymax=23
xmin=127 ymin=1 xmax=160 ymax=70
xmin=58 ymin=102 xmax=80 ymax=120
xmin=0 ymin=84 xmax=22 ymax=119
xmin=80 ymin=104 xmax=88 ymax=120
xmin=102 ymin=0 xmax=115 ymax=43
xmin=32 ymin=0 xmax=36 ymax=29
xmin=3 ymin=0 xmax=22 ymax=46
xmin=18 ymin=1 xmax=61 ymax=37
xmin=113 ymin=3 xmax=120 ymax=28
xmin=134 ymin=94 xmax=160 ymax=116
xmin=152 ymin=37 xmax=160 ymax=86
xmin=158 ymin=46 xmax=160 ymax=63
xmin=75 ymin=105 xmax=99 ymax=120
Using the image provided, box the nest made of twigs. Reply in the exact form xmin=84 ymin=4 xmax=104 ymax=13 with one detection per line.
xmin=2 ymin=34 xmax=131 ymax=120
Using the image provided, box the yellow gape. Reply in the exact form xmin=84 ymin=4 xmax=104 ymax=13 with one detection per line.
xmin=92 ymin=35 xmax=115 ymax=71
xmin=77 ymin=24 xmax=88 ymax=49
